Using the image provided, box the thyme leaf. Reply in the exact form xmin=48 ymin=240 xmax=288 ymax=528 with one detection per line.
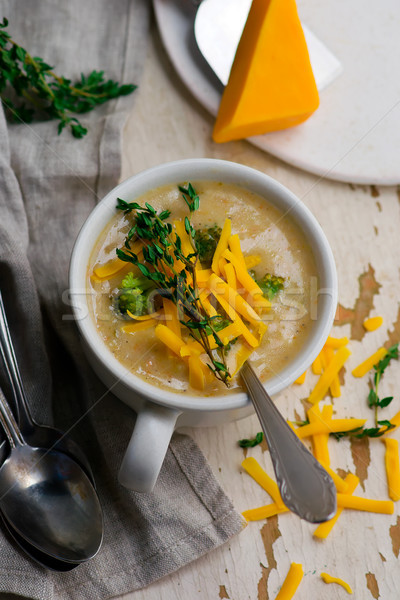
xmin=238 ymin=432 xmax=263 ymax=448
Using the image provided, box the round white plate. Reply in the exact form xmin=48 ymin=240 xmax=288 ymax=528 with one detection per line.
xmin=153 ymin=0 xmax=400 ymax=185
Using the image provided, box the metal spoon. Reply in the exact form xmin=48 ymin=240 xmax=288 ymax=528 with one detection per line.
xmin=241 ymin=361 xmax=336 ymax=523
xmin=0 ymin=289 xmax=94 ymax=485
xmin=0 ymin=386 xmax=103 ymax=563
xmin=0 ymin=512 xmax=78 ymax=571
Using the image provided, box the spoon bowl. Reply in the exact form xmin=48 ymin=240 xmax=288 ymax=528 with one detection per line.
xmin=241 ymin=361 xmax=336 ymax=523
xmin=1 ymin=511 xmax=79 ymax=571
xmin=0 ymin=444 xmax=103 ymax=563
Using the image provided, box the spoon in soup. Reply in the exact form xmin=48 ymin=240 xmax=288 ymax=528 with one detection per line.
xmin=240 ymin=361 xmax=337 ymax=523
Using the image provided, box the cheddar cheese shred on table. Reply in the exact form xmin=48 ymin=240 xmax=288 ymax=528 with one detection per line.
xmin=320 ymin=572 xmax=353 ymax=594
xmin=274 ymin=563 xmax=304 ymax=600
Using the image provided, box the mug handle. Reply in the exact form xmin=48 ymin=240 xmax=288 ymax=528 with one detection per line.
xmin=118 ymin=402 xmax=181 ymax=492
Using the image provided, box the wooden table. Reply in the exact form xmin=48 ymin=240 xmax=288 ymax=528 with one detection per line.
xmin=118 ymin=19 xmax=400 ymax=600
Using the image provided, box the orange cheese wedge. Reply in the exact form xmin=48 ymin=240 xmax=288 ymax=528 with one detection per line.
xmin=212 ymin=0 xmax=319 ymax=143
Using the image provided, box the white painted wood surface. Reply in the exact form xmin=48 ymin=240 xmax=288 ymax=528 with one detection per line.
xmin=117 ymin=19 xmax=400 ymax=600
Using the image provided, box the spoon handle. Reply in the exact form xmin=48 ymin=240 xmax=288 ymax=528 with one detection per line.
xmin=0 ymin=389 xmax=23 ymax=448
xmin=0 ymin=291 xmax=33 ymax=433
xmin=241 ymin=362 xmax=336 ymax=523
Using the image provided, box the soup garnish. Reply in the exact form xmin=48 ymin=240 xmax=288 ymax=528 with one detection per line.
xmin=89 ymin=180 xmax=316 ymax=395
xmin=107 ymin=184 xmax=276 ymax=389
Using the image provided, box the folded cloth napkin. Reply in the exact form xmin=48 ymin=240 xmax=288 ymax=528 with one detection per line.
xmin=0 ymin=1 xmax=244 ymax=598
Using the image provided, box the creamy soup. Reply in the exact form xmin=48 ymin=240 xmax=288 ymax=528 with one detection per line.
xmin=88 ymin=181 xmax=317 ymax=396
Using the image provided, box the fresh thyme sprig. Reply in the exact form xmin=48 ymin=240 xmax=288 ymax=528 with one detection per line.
xmin=115 ymin=185 xmax=231 ymax=385
xmin=178 ymin=183 xmax=199 ymax=212
xmin=333 ymin=343 xmax=399 ymax=440
xmin=0 ymin=18 xmax=136 ymax=138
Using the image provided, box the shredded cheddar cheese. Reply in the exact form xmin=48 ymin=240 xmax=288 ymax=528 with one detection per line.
xmin=223 ymin=261 xmax=237 ymax=291
xmin=242 ymin=503 xmax=288 ymax=521
xmin=275 ymin=563 xmax=303 ymax=600
xmin=92 ymin=257 xmax=125 ymax=281
xmin=92 ymin=240 xmax=144 ymax=281
xmin=173 ymin=219 xmax=194 ymax=258
xmin=294 ymin=371 xmax=306 ymax=385
xmin=208 ymin=273 xmax=261 ymax=325
xmin=211 ymin=218 xmax=231 ymax=275
xmin=313 ymin=474 xmax=359 ymax=539
xmin=323 ymin=347 xmax=341 ymax=397
xmin=127 ymin=310 xmax=160 ymax=321
xmin=337 ymin=494 xmax=394 ymax=514
xmin=363 ymin=316 xmax=383 ymax=332
xmin=223 ymin=248 xmax=265 ymax=299
xmin=230 ymin=343 xmax=254 ymax=377
xmin=383 ymin=438 xmax=400 ymax=501
xmin=242 ymin=457 xmax=285 ymax=509
xmin=324 ymin=336 xmax=349 ymax=348
xmin=162 ymin=298 xmax=181 ymax=338
xmin=352 ymin=347 xmax=387 ymax=378
xmin=308 ymin=403 xmax=332 ymax=466
xmin=381 ymin=410 xmax=400 ymax=435
xmin=188 ymin=354 xmax=206 ymax=390
xmin=154 ymin=324 xmax=186 ymax=357
xmin=121 ymin=319 xmax=157 ymax=334
xmin=295 ymin=418 xmax=366 ymax=439
xmin=308 ymin=346 xmax=351 ymax=404
xmin=199 ymin=291 xmax=218 ymax=317
xmin=311 ymin=353 xmax=323 ymax=375
xmin=195 ymin=268 xmax=212 ymax=284
xmin=323 ymin=466 xmax=350 ymax=494
xmin=320 ymin=572 xmax=353 ymax=594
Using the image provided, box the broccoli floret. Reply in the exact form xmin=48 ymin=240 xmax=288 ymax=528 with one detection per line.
xmin=194 ymin=224 xmax=222 ymax=267
xmin=256 ymin=273 xmax=285 ymax=300
xmin=121 ymin=272 xmax=142 ymax=289
xmin=116 ymin=273 xmax=156 ymax=316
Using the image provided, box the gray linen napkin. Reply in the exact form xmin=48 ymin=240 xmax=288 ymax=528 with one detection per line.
xmin=0 ymin=2 xmax=244 ymax=598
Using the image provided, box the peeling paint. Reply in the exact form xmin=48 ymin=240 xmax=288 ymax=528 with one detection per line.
xmin=335 ymin=264 xmax=381 ymax=341
xmin=337 ymin=467 xmax=350 ymax=480
xmin=384 ymin=305 xmax=400 ymax=348
xmin=219 ymin=584 xmax=230 ymax=599
xmin=378 ymin=552 xmax=386 ymax=562
xmin=338 ymin=365 xmax=346 ymax=386
xmin=365 ymin=572 xmax=379 ymax=598
xmin=371 ymin=185 xmax=380 ymax=198
xmin=350 ymin=437 xmax=371 ymax=490
xmin=294 ymin=409 xmax=302 ymax=423
xmin=374 ymin=226 xmax=378 ymax=236
xmin=389 ymin=515 xmax=400 ymax=558
xmin=257 ymin=516 xmax=281 ymax=600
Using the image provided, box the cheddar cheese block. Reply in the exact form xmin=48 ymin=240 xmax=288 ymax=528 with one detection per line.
xmin=212 ymin=0 xmax=319 ymax=143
